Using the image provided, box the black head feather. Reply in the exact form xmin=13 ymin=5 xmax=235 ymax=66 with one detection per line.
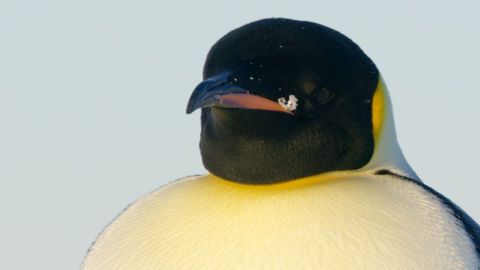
xmin=193 ymin=18 xmax=379 ymax=184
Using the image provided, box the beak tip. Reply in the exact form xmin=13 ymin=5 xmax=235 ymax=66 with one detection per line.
xmin=185 ymin=105 xmax=194 ymax=114
xmin=186 ymin=72 xmax=246 ymax=115
xmin=186 ymin=91 xmax=200 ymax=114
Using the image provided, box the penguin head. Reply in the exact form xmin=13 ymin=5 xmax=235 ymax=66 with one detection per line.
xmin=187 ymin=18 xmax=416 ymax=185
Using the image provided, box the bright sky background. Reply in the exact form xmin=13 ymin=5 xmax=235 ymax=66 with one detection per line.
xmin=1 ymin=1 xmax=479 ymax=269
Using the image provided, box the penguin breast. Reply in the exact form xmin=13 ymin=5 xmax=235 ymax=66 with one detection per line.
xmin=81 ymin=173 xmax=479 ymax=270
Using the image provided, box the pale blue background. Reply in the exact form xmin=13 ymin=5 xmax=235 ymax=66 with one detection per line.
xmin=1 ymin=1 xmax=479 ymax=269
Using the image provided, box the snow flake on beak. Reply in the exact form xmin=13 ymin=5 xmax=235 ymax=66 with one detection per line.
xmin=278 ymin=95 xmax=298 ymax=111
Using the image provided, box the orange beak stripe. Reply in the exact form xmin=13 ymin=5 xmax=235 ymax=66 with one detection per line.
xmin=219 ymin=94 xmax=294 ymax=114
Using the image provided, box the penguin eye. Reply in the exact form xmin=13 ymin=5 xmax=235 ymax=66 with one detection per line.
xmin=314 ymin=89 xmax=333 ymax=103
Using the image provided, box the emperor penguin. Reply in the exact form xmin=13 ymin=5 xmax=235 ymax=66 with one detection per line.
xmin=81 ymin=18 xmax=480 ymax=270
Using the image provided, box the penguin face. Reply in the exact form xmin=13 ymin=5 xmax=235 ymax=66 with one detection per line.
xmin=187 ymin=18 xmax=379 ymax=185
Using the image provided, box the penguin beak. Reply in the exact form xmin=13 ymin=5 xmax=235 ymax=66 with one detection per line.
xmin=186 ymin=72 xmax=293 ymax=114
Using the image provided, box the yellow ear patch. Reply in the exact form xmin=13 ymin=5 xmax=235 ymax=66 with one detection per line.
xmin=371 ymin=77 xmax=386 ymax=141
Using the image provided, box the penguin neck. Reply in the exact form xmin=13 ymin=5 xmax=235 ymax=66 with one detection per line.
xmin=201 ymin=170 xmax=363 ymax=189
xmin=358 ymin=76 xmax=420 ymax=181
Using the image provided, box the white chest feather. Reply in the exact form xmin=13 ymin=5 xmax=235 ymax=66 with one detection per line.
xmin=81 ymin=174 xmax=479 ymax=270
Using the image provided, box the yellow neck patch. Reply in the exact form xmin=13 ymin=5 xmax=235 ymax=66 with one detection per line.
xmin=371 ymin=77 xmax=386 ymax=141
xmin=203 ymin=171 xmax=354 ymax=190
